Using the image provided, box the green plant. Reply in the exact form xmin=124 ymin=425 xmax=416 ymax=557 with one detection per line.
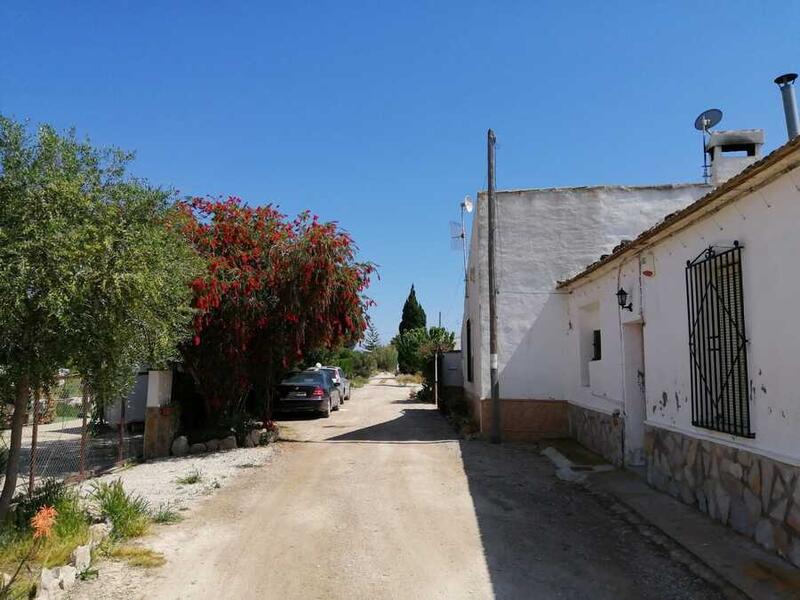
xmin=105 ymin=544 xmax=165 ymax=568
xmin=152 ymin=504 xmax=182 ymax=524
xmin=398 ymin=284 xmax=426 ymax=334
xmin=79 ymin=567 xmax=99 ymax=581
xmin=372 ymin=345 xmax=398 ymax=372
xmin=12 ymin=480 xmax=69 ymax=531
xmin=176 ymin=469 xmax=202 ymax=485
xmin=55 ymin=403 xmax=81 ymax=419
xmin=90 ymin=480 xmax=150 ymax=539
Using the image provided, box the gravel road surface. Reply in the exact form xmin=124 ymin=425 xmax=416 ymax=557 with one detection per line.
xmin=69 ymin=374 xmax=727 ymax=599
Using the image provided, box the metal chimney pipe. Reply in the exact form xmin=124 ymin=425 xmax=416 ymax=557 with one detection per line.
xmin=774 ymin=73 xmax=799 ymax=140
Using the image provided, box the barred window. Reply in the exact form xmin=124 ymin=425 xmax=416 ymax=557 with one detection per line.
xmin=685 ymin=242 xmax=753 ymax=437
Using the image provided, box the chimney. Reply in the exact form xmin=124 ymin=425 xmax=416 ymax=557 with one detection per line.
xmin=706 ymin=129 xmax=764 ymax=186
xmin=774 ymin=73 xmax=799 ymax=140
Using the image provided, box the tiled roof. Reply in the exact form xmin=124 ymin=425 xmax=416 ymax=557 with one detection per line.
xmin=556 ymin=135 xmax=800 ymax=289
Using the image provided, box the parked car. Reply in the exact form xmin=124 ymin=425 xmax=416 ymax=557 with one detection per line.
xmin=309 ymin=365 xmax=350 ymax=401
xmin=276 ymin=370 xmax=342 ymax=417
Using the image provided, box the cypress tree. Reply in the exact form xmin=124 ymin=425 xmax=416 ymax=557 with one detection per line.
xmin=399 ymin=284 xmax=426 ymax=334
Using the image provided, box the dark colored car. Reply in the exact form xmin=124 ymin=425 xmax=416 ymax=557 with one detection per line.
xmin=306 ymin=365 xmax=350 ymax=402
xmin=276 ymin=370 xmax=342 ymax=417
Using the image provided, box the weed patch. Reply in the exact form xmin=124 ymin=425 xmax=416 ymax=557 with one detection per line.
xmin=105 ymin=545 xmax=165 ymax=568
xmin=152 ymin=504 xmax=182 ymax=524
xmin=90 ymin=480 xmax=151 ymax=539
xmin=176 ymin=469 xmax=202 ymax=485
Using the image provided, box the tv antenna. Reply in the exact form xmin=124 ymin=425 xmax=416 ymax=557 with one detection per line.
xmin=694 ymin=108 xmax=723 ymax=183
xmin=450 ymin=195 xmax=473 ymax=294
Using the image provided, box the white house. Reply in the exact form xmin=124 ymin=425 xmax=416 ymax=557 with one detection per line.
xmin=557 ymin=134 xmax=800 ymax=563
xmin=462 ymin=183 xmax=709 ymax=440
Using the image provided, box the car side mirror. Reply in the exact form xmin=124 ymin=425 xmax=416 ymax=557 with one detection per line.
xmin=334 ymin=382 xmax=341 ymax=386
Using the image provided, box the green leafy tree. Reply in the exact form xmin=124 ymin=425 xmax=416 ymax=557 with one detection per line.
xmin=398 ymin=285 xmax=426 ymax=334
xmin=363 ymin=321 xmax=381 ymax=352
xmin=395 ymin=328 xmax=426 ymax=374
xmin=0 ymin=117 xmax=199 ymax=520
xmin=372 ymin=345 xmax=398 ymax=372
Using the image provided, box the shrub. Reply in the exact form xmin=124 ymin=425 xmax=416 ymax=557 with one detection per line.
xmin=12 ymin=480 xmax=69 ymax=531
xmin=372 ymin=345 xmax=398 ymax=372
xmin=350 ymin=351 xmax=376 ymax=379
xmin=90 ymin=480 xmax=150 ymax=539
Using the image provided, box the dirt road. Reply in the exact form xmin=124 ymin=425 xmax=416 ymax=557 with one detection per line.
xmin=76 ymin=374 xmax=727 ymax=599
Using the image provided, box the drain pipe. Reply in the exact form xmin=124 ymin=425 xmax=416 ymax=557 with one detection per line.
xmin=775 ymin=73 xmax=799 ymax=140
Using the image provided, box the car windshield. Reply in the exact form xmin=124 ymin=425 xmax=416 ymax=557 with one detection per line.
xmin=282 ymin=373 xmax=324 ymax=385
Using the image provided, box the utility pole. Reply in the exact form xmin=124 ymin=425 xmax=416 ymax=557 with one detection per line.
xmin=434 ymin=311 xmax=441 ymax=409
xmin=487 ymin=129 xmax=501 ymax=444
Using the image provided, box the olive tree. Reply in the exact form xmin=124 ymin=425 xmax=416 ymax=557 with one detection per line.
xmin=0 ymin=117 xmax=199 ymax=519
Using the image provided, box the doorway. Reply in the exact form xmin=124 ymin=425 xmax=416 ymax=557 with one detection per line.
xmin=622 ymin=323 xmax=646 ymax=466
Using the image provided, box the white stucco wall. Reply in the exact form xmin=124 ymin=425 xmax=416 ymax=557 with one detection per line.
xmin=564 ymin=165 xmax=800 ymax=464
xmin=462 ymin=184 xmax=708 ymax=403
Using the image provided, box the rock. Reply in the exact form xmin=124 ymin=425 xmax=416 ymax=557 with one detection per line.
xmin=71 ymin=543 xmax=91 ymax=572
xmin=743 ymin=488 xmax=762 ymax=520
xmin=737 ymin=451 xmax=752 ymax=468
xmin=205 ymin=438 xmax=220 ymax=452
xmin=39 ymin=567 xmax=59 ymax=592
xmin=786 ymin=504 xmax=800 ymax=534
xmin=729 ymin=497 xmax=754 ymax=535
xmin=761 ymin=460 xmax=775 ymax=511
xmin=770 ymin=498 xmax=788 ymax=521
xmin=171 ymin=436 xmax=189 ymax=457
xmin=56 ymin=565 xmax=77 ymax=590
xmin=790 ymin=538 xmax=800 ymax=569
xmin=88 ymin=522 xmax=111 ymax=548
xmin=262 ymin=429 xmax=279 ymax=445
xmin=243 ymin=434 xmax=255 ymax=448
xmin=755 ymin=519 xmax=774 ymax=550
xmin=220 ymin=436 xmax=237 ymax=451
xmin=189 ymin=443 xmax=206 ymax=455
xmin=715 ymin=482 xmax=731 ymax=524
xmin=747 ymin=462 xmax=761 ymax=495
xmin=2 ymin=571 xmax=11 ymax=587
xmin=774 ymin=525 xmax=791 ymax=556
xmin=722 ymin=458 xmax=743 ymax=480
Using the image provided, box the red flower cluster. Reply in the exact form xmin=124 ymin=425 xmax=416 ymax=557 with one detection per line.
xmin=177 ymin=197 xmax=375 ymax=416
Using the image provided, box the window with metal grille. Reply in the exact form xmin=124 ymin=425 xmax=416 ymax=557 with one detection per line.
xmin=685 ymin=241 xmax=753 ymax=437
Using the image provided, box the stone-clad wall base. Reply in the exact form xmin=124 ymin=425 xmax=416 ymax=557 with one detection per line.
xmin=568 ymin=404 xmax=623 ymax=466
xmin=645 ymin=425 xmax=800 ymax=567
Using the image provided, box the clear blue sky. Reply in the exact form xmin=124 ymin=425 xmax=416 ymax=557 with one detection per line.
xmin=2 ymin=1 xmax=798 ymax=344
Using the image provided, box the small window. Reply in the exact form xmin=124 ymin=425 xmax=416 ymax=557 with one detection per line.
xmin=592 ymin=330 xmax=602 ymax=361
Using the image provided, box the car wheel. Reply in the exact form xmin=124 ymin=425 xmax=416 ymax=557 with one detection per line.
xmin=322 ymin=398 xmax=331 ymax=418
xmin=333 ymin=395 xmax=340 ymax=411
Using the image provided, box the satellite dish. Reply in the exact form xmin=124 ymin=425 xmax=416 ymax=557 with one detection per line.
xmin=462 ymin=195 xmax=473 ymax=213
xmin=694 ymin=108 xmax=723 ymax=132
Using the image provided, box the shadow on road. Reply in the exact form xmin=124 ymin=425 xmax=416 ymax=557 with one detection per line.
xmin=316 ymin=401 xmax=728 ymax=600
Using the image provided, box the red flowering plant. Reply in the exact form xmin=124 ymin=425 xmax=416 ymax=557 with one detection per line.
xmin=177 ymin=197 xmax=374 ymax=422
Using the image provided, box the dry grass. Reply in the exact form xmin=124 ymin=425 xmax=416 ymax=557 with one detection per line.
xmin=105 ymin=544 xmax=166 ymax=568
xmin=396 ymin=373 xmax=423 ymax=386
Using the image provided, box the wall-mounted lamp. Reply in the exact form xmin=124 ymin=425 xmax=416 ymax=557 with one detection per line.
xmin=616 ymin=287 xmax=633 ymax=312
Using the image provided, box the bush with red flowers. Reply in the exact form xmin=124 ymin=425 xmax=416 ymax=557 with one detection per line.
xmin=177 ymin=197 xmax=374 ymax=422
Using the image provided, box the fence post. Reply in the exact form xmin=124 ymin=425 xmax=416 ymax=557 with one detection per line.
xmin=28 ymin=389 xmax=40 ymax=494
xmin=79 ymin=383 xmax=89 ymax=480
xmin=117 ymin=396 xmax=126 ymax=464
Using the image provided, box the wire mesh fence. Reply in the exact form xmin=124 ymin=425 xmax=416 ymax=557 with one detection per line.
xmin=0 ymin=375 xmax=144 ymax=496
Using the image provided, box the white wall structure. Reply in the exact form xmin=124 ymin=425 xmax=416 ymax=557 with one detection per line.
xmin=559 ymin=137 xmax=800 ymax=564
xmin=461 ymin=183 xmax=709 ymax=439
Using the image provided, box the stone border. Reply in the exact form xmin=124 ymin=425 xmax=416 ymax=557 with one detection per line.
xmin=171 ymin=428 xmax=279 ymax=457
xmin=645 ymin=425 xmax=800 ymax=567
xmin=36 ymin=522 xmax=110 ymax=599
